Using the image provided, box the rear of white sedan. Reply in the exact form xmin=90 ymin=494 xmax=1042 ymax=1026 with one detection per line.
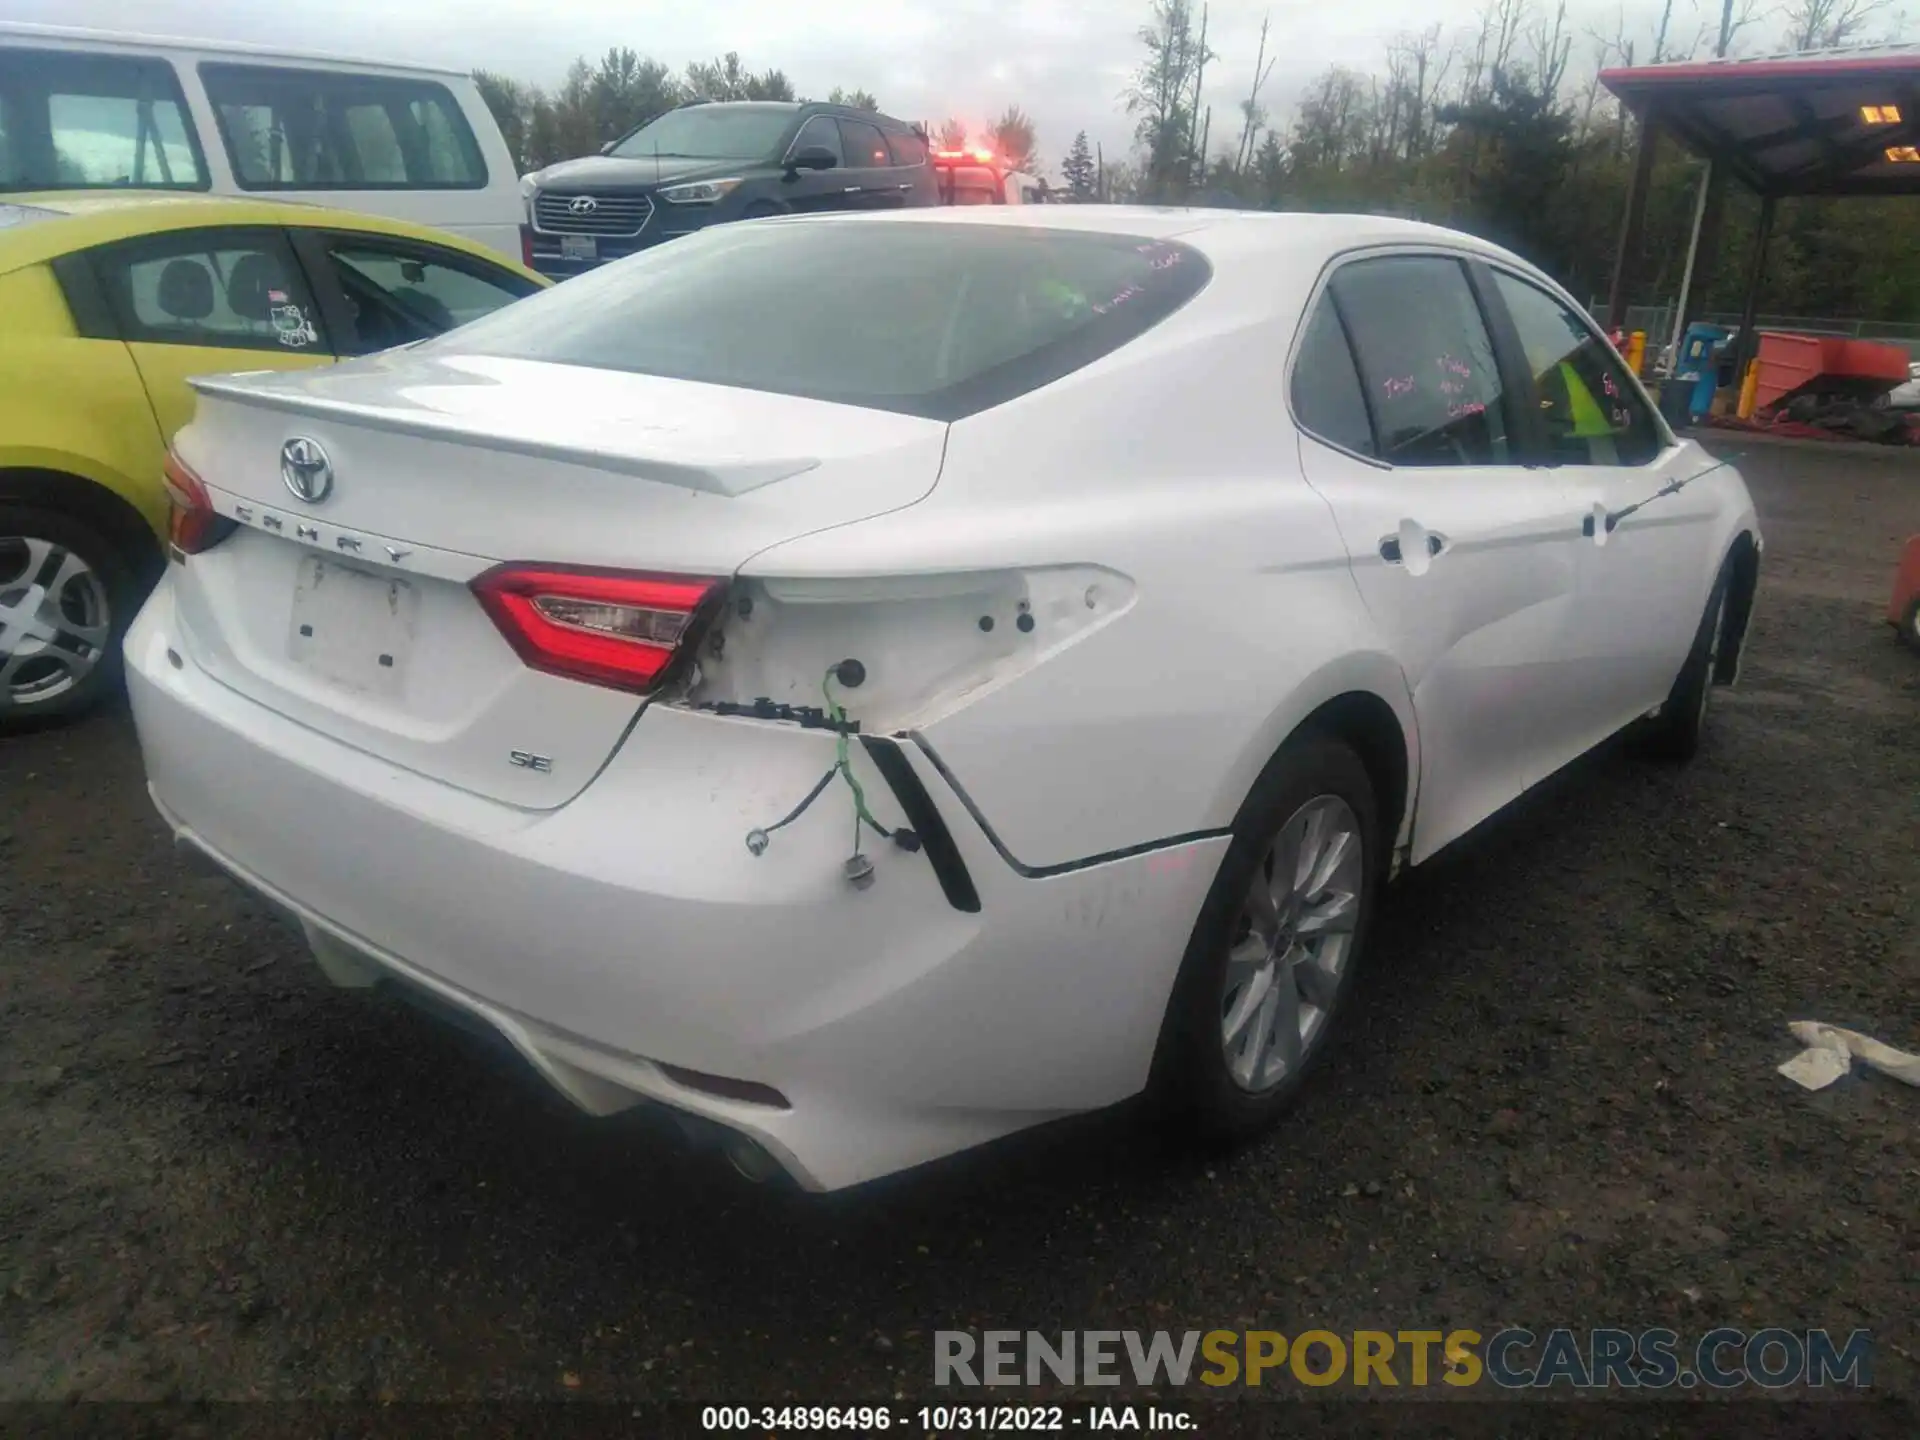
xmin=125 ymin=206 xmax=1760 ymax=1190
xmin=127 ymin=211 xmax=1301 ymax=1190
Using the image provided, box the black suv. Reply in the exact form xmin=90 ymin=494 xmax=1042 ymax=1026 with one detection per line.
xmin=520 ymin=101 xmax=940 ymax=277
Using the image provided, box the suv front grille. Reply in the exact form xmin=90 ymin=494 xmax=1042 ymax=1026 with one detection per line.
xmin=533 ymin=192 xmax=655 ymax=236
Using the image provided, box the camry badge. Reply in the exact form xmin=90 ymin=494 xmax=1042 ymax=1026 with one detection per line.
xmin=280 ymin=437 xmax=333 ymax=504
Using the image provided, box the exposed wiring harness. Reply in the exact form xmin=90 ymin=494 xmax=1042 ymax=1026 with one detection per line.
xmin=745 ymin=666 xmax=920 ymax=881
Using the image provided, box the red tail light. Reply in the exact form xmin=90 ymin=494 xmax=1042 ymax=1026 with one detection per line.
xmin=471 ymin=564 xmax=722 ymax=693
xmin=161 ymin=449 xmax=237 ymax=558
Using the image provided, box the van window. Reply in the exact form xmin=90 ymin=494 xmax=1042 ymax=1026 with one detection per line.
xmin=0 ymin=49 xmax=208 ymax=191
xmin=199 ymin=64 xmax=486 ymax=190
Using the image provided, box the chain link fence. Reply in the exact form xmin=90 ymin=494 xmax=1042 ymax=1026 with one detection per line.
xmin=1595 ymin=302 xmax=1920 ymax=364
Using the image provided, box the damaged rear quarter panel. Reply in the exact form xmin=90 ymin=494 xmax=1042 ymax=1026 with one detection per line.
xmin=739 ymin=304 xmax=1411 ymax=872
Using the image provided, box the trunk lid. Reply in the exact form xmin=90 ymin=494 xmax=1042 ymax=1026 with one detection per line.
xmin=167 ymin=353 xmax=947 ymax=808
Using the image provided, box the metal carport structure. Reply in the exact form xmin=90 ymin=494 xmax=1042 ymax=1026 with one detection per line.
xmin=1600 ymin=45 xmax=1920 ymax=380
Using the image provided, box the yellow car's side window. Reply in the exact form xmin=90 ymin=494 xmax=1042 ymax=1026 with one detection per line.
xmin=90 ymin=227 xmax=327 ymax=355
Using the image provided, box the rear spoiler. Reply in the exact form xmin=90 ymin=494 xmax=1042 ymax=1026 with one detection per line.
xmin=187 ymin=373 xmax=820 ymax=498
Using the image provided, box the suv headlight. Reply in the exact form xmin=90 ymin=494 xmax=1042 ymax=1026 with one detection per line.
xmin=519 ymin=173 xmax=538 ymax=220
xmin=658 ymin=178 xmax=743 ymax=205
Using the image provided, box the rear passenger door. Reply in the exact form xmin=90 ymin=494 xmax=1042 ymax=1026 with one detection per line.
xmin=836 ymin=117 xmax=904 ymax=209
xmin=83 ymin=226 xmax=332 ymax=441
xmin=1484 ymin=268 xmax=1710 ymax=740
xmin=1291 ymin=251 xmax=1585 ymax=860
xmin=884 ymin=127 xmax=937 ymax=206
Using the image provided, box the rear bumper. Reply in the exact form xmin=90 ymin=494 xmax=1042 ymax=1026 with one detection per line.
xmin=125 ymin=577 xmax=1223 ymax=1190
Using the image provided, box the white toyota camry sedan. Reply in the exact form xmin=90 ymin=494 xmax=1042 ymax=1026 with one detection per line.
xmin=127 ymin=206 xmax=1761 ymax=1191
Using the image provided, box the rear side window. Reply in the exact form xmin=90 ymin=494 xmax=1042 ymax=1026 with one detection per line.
xmin=319 ymin=237 xmax=539 ymax=352
xmin=91 ymin=227 xmax=325 ymax=353
xmin=886 ymin=130 xmax=928 ymax=167
xmin=1291 ymin=293 xmax=1375 ymax=458
xmin=200 ymin=64 xmax=486 ymax=190
xmin=1329 ymin=255 xmax=1510 ymax=467
xmin=837 ymin=119 xmax=890 ymax=168
xmin=435 ymin=221 xmax=1212 ymax=421
xmin=0 ymin=49 xmax=208 ymax=191
xmin=1491 ymin=270 xmax=1663 ymax=466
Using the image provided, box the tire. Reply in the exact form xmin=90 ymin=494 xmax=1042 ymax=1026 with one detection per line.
xmin=0 ymin=504 xmax=140 ymax=729
xmin=1636 ymin=559 xmax=1733 ymax=764
xmin=1900 ymin=597 xmax=1920 ymax=655
xmin=1151 ymin=734 xmax=1382 ymax=1146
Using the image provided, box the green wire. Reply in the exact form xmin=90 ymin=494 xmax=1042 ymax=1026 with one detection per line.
xmin=823 ymin=667 xmax=888 ymax=839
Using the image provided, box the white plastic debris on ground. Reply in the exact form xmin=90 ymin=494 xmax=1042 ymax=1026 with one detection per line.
xmin=1777 ymin=1021 xmax=1920 ymax=1092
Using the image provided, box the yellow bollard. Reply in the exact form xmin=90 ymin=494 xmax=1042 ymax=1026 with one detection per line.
xmin=1625 ymin=330 xmax=1647 ymax=376
xmin=1737 ymin=359 xmax=1760 ymax=420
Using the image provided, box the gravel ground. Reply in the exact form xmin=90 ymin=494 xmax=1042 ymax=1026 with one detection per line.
xmin=2 ymin=438 xmax=1917 ymax=1430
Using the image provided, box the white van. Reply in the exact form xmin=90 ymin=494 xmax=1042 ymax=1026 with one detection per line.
xmin=0 ymin=23 xmax=522 ymax=260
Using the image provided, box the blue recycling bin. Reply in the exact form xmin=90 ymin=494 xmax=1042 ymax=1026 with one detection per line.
xmin=1675 ymin=323 xmax=1733 ymax=420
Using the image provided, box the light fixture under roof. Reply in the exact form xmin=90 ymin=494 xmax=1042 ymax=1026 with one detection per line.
xmin=1862 ymin=103 xmax=1903 ymax=124
xmin=1885 ymin=144 xmax=1920 ymax=162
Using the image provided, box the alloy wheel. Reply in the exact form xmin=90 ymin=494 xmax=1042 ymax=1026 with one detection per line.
xmin=1220 ymin=794 xmax=1365 ymax=1093
xmin=1697 ymin=587 xmax=1728 ymax=728
xmin=0 ymin=535 xmax=112 ymax=708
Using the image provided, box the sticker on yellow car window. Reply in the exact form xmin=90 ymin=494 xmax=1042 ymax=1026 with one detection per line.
xmin=267 ymin=290 xmax=318 ymax=348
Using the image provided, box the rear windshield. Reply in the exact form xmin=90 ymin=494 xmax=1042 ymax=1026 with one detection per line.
xmin=434 ymin=220 xmax=1211 ymax=420
xmin=610 ymin=106 xmax=795 ymax=162
xmin=0 ymin=49 xmax=208 ymax=191
xmin=200 ymin=64 xmax=486 ymax=190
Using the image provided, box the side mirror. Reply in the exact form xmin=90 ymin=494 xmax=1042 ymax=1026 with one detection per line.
xmin=786 ymin=146 xmax=837 ymax=173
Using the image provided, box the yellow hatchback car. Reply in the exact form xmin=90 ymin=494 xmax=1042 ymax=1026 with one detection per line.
xmin=0 ymin=192 xmax=545 ymax=725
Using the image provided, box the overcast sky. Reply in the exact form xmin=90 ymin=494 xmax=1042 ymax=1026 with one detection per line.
xmin=14 ymin=0 xmax=1705 ymax=170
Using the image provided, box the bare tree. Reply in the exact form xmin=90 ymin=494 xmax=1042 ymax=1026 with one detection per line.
xmin=1233 ymin=12 xmax=1278 ymax=174
xmin=986 ymin=105 xmax=1039 ymax=171
xmin=1389 ymin=25 xmax=1451 ymax=159
xmin=1291 ymin=66 xmax=1371 ymax=172
xmin=1124 ymin=0 xmax=1213 ymax=195
xmin=1781 ymin=0 xmax=1897 ymax=48
xmin=1528 ymin=0 xmax=1574 ymax=99
xmin=1586 ymin=6 xmax=1642 ymax=154
xmin=1718 ymin=0 xmax=1767 ymax=53
xmin=1186 ymin=3 xmax=1213 ymax=188
xmin=1457 ymin=0 xmax=1528 ymax=105
xmin=936 ymin=118 xmax=968 ymax=150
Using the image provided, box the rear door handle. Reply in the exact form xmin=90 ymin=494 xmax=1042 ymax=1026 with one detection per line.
xmin=1378 ymin=532 xmax=1448 ymax=564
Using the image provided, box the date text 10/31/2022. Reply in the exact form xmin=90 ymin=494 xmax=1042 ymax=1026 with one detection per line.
xmin=701 ymin=1405 xmax=1195 ymax=1432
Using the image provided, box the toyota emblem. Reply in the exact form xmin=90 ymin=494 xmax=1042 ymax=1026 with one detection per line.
xmin=280 ymin=437 xmax=333 ymax=504
xmin=568 ymin=195 xmax=599 ymax=215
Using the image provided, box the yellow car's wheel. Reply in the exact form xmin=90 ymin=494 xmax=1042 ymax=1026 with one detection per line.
xmin=0 ymin=504 xmax=136 ymax=728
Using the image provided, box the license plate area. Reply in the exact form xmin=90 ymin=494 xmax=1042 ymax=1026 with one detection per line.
xmin=560 ymin=233 xmax=598 ymax=262
xmin=288 ymin=557 xmax=417 ymax=698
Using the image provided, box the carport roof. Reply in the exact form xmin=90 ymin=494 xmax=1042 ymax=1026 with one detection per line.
xmin=1601 ymin=44 xmax=1920 ymax=197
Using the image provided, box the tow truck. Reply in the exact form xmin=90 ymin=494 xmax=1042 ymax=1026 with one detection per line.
xmin=932 ymin=147 xmax=1050 ymax=206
